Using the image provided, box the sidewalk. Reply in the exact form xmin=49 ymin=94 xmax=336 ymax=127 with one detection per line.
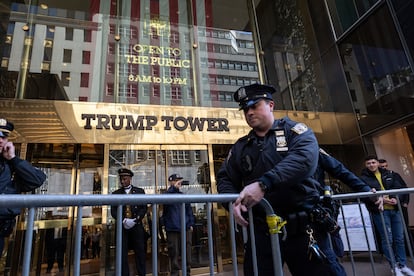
xmin=214 ymin=253 xmax=397 ymax=276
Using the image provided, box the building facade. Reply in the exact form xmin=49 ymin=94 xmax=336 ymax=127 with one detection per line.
xmin=0 ymin=0 xmax=414 ymax=274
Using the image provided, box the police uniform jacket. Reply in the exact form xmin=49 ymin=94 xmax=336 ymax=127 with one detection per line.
xmin=316 ymin=150 xmax=371 ymax=193
xmin=0 ymin=156 xmax=46 ymax=218
xmin=162 ymin=185 xmax=195 ymax=232
xmin=110 ymin=186 xmax=148 ymax=222
xmin=360 ymin=167 xmax=409 ymax=213
xmin=217 ymin=117 xmax=320 ymax=218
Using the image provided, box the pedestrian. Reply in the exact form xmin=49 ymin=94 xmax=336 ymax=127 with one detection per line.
xmin=111 ymin=168 xmax=148 ymax=276
xmin=360 ymin=155 xmax=414 ymax=276
xmin=45 ymin=226 xmax=67 ymax=273
xmin=315 ymin=148 xmax=383 ymax=259
xmin=216 ymin=83 xmax=346 ymax=275
xmin=0 ymin=118 xmax=46 ymax=255
xmin=162 ymin=173 xmax=195 ymax=276
xmin=378 ymin=158 xmax=414 ymax=253
xmin=91 ymin=228 xmax=101 ymax=258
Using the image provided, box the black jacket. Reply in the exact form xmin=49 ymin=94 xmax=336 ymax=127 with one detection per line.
xmin=360 ymin=167 xmax=409 ymax=213
xmin=110 ymin=185 xmax=148 ymax=222
xmin=162 ymin=185 xmax=195 ymax=232
xmin=0 ymin=156 xmax=46 ymax=218
xmin=316 ymin=149 xmax=371 ymax=193
xmin=217 ymin=117 xmax=320 ymax=217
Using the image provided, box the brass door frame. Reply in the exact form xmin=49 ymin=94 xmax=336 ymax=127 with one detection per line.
xmin=106 ymin=144 xmax=222 ymax=274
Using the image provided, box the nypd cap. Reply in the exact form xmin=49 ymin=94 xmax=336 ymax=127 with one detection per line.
xmin=168 ymin=173 xmax=183 ymax=182
xmin=0 ymin=118 xmax=14 ymax=138
xmin=118 ymin=168 xmax=134 ymax=177
xmin=234 ymin=83 xmax=277 ymax=110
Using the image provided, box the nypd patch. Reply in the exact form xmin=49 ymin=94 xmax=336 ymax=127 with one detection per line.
xmin=291 ymin=123 xmax=308 ymax=134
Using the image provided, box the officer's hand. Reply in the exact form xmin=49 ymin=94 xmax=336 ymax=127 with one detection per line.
xmin=235 ymin=182 xmax=265 ymax=210
xmin=232 ymin=201 xmax=249 ymax=227
xmin=2 ymin=141 xmax=16 ymax=160
xmin=123 ymin=218 xmax=137 ymax=229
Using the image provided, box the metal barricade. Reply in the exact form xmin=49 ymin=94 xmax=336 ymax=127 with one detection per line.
xmin=1 ymin=188 xmax=414 ymax=276
xmin=330 ymin=188 xmax=414 ymax=276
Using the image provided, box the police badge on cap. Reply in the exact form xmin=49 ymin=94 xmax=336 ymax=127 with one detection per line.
xmin=234 ymin=83 xmax=277 ymax=110
xmin=0 ymin=118 xmax=14 ymax=138
xmin=118 ymin=168 xmax=134 ymax=177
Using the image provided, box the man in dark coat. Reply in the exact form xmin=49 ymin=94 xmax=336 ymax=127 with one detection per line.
xmin=162 ymin=173 xmax=195 ymax=276
xmin=111 ymin=168 xmax=148 ymax=276
xmin=0 ymin=118 xmax=46 ymax=254
xmin=217 ymin=84 xmax=345 ymax=275
xmin=360 ymin=155 xmax=414 ymax=275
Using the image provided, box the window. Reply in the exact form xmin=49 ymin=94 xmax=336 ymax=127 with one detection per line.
xmin=170 ymin=150 xmax=190 ymax=165
xmin=223 ymin=76 xmax=230 ymax=85
xmin=109 ymin=25 xmax=116 ymax=34
xmin=171 ymin=31 xmax=179 ymax=43
xmin=171 ymin=86 xmax=182 ymax=99
xmin=43 ymin=46 xmax=52 ymax=62
xmin=107 ymin=63 xmax=114 ymax=74
xmin=171 ymin=68 xmax=179 ymax=78
xmin=61 ymin=72 xmax=70 ymax=86
xmin=80 ymin=73 xmax=89 ymax=88
xmin=119 ymin=25 xmax=130 ymax=37
xmin=130 ymin=27 xmax=138 ymax=39
xmin=106 ymin=83 xmax=114 ymax=96
xmin=153 ymin=86 xmax=160 ymax=97
xmin=142 ymin=85 xmax=150 ymax=97
xmin=119 ymin=83 xmax=137 ymax=97
xmin=129 ymin=64 xmax=138 ymax=75
xmin=46 ymin=26 xmax=55 ymax=39
xmin=135 ymin=151 xmax=147 ymax=162
xmin=108 ymin=44 xmax=115 ymax=55
xmin=65 ymin=28 xmax=73 ymax=40
xmin=63 ymin=49 xmax=72 ymax=63
xmin=82 ymin=51 xmax=91 ymax=64
xmin=84 ymin=29 xmax=92 ymax=42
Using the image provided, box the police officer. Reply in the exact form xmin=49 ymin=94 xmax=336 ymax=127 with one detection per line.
xmin=162 ymin=174 xmax=195 ymax=276
xmin=216 ymin=84 xmax=346 ymax=275
xmin=316 ymin=149 xmax=383 ymax=260
xmin=111 ymin=168 xmax=148 ymax=276
xmin=0 ymin=118 xmax=46 ymax=254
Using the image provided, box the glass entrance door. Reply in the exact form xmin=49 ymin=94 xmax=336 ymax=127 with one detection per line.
xmin=107 ymin=145 xmax=212 ymax=275
xmin=2 ymin=143 xmax=213 ymax=275
xmin=2 ymin=143 xmax=105 ymax=275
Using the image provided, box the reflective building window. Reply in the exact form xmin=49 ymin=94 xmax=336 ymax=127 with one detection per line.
xmin=338 ymin=5 xmax=414 ymax=134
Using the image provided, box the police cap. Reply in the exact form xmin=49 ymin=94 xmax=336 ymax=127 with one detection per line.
xmin=0 ymin=118 xmax=14 ymax=138
xmin=234 ymin=83 xmax=277 ymax=110
xmin=168 ymin=173 xmax=183 ymax=182
xmin=118 ymin=168 xmax=134 ymax=177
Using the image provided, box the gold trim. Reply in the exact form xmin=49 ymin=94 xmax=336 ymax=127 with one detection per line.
xmin=0 ymin=99 xmax=349 ymax=145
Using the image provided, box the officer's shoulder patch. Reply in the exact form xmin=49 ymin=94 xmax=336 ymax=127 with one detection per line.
xmin=291 ymin=123 xmax=308 ymax=134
